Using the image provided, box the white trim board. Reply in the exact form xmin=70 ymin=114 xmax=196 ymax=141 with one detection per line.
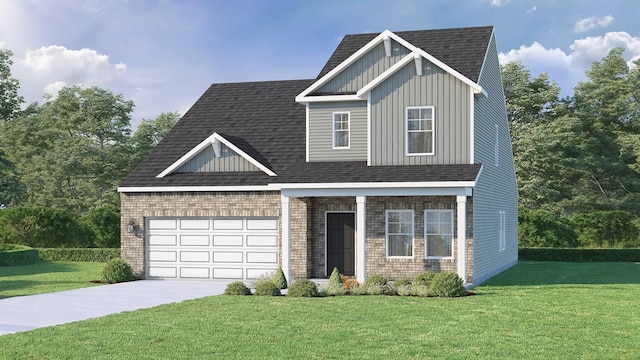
xmin=155 ymin=132 xmax=277 ymax=178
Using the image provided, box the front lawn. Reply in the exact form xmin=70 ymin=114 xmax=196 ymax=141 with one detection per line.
xmin=0 ymin=261 xmax=105 ymax=299
xmin=0 ymin=262 xmax=638 ymax=358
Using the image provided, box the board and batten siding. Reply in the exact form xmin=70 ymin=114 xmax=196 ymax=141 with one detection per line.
xmin=308 ymin=101 xmax=367 ymax=161
xmin=471 ymin=32 xmax=519 ymax=285
xmin=317 ymin=40 xmax=410 ymax=94
xmin=175 ymin=144 xmax=260 ymax=173
xmin=369 ymin=59 xmax=471 ymax=166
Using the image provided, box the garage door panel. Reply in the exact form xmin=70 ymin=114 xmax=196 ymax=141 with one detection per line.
xmin=213 ymin=251 xmax=243 ymax=263
xmin=180 ymin=235 xmax=209 ymax=246
xmin=180 ymin=219 xmax=210 ymax=230
xmin=180 ymin=267 xmax=210 ymax=279
xmin=147 ymin=217 xmax=278 ymax=280
xmin=180 ymin=251 xmax=210 ymax=262
xmin=148 ymin=219 xmax=177 ymax=230
xmin=213 ymin=219 xmax=243 ymax=230
xmin=247 ymin=235 xmax=278 ymax=247
xmin=246 ymin=251 xmax=278 ymax=264
xmin=149 ymin=235 xmax=177 ymax=246
xmin=149 ymin=251 xmax=177 ymax=262
xmin=213 ymin=268 xmax=244 ymax=279
xmin=149 ymin=267 xmax=177 ymax=278
xmin=247 ymin=219 xmax=278 ymax=230
xmin=213 ymin=235 xmax=243 ymax=246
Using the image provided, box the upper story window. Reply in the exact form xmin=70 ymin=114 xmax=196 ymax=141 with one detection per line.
xmin=494 ymin=124 xmax=499 ymax=166
xmin=406 ymin=106 xmax=435 ymax=155
xmin=333 ymin=112 xmax=350 ymax=149
xmin=498 ymin=211 xmax=506 ymax=251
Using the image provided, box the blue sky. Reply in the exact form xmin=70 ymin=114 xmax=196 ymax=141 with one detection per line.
xmin=1 ymin=0 xmax=639 ymax=127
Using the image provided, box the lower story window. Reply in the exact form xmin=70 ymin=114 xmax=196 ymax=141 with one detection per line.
xmin=386 ymin=210 xmax=414 ymax=257
xmin=425 ymin=210 xmax=453 ymax=258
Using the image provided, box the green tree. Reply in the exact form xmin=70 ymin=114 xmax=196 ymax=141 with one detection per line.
xmin=131 ymin=111 xmax=180 ymax=166
xmin=2 ymin=86 xmax=135 ymax=213
xmin=0 ymin=49 xmax=24 ymax=122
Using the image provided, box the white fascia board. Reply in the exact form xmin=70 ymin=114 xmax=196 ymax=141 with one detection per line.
xmin=118 ymin=186 xmax=275 ymax=193
xmin=356 ymin=52 xmax=416 ymax=97
xmin=295 ymin=30 xmax=394 ymax=102
xmin=156 ymin=132 xmax=277 ymax=178
xmin=272 ymin=181 xmax=475 ymax=189
xmin=296 ymin=94 xmax=363 ymax=103
xmin=156 ymin=133 xmax=218 ymax=178
xmin=280 ymin=185 xmax=474 ymax=198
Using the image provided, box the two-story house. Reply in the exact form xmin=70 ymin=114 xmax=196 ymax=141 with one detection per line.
xmin=118 ymin=25 xmax=518 ymax=286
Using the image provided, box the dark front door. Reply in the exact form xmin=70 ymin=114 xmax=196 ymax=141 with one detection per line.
xmin=326 ymin=213 xmax=355 ymax=276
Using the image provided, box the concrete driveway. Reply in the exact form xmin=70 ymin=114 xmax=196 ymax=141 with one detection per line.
xmin=0 ymin=280 xmax=229 ymax=336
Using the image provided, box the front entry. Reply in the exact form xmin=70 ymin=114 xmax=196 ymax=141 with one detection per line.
xmin=326 ymin=213 xmax=355 ymax=276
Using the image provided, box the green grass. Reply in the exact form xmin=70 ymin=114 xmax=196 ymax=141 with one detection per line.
xmin=1 ymin=262 xmax=639 ymax=359
xmin=0 ymin=261 xmax=105 ymax=299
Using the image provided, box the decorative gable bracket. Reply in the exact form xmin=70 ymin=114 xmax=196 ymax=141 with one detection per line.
xmin=156 ymin=132 xmax=277 ymax=178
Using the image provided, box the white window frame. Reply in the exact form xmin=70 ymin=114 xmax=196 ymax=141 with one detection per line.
xmin=332 ymin=112 xmax=350 ymax=149
xmin=424 ymin=210 xmax=454 ymax=259
xmin=499 ymin=211 xmax=506 ymax=251
xmin=405 ymin=106 xmax=435 ymax=156
xmin=385 ymin=210 xmax=414 ymax=258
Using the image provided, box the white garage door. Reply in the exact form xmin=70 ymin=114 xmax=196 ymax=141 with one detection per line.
xmin=146 ymin=217 xmax=279 ymax=280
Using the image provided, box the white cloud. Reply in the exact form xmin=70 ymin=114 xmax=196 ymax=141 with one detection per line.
xmin=490 ymin=0 xmax=509 ymax=7
xmin=527 ymin=6 xmax=537 ymax=14
xmin=499 ymin=32 xmax=640 ymax=94
xmin=574 ymin=15 xmax=614 ymax=33
xmin=43 ymin=81 xmax=67 ymax=101
xmin=17 ymin=45 xmax=127 ymax=101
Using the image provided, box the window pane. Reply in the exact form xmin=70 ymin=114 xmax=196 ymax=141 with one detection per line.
xmin=427 ymin=234 xmax=452 ymax=257
xmin=425 ymin=211 xmax=453 ymax=257
xmin=408 ymin=132 xmax=427 ymax=153
xmin=420 ymin=108 xmax=432 ymax=119
xmin=389 ymin=235 xmax=412 ymax=257
xmin=407 ymin=109 xmax=420 ymax=119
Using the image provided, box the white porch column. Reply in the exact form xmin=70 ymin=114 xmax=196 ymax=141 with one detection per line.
xmin=281 ymin=194 xmax=291 ymax=282
xmin=456 ymin=195 xmax=467 ymax=283
xmin=356 ymin=196 xmax=367 ymax=283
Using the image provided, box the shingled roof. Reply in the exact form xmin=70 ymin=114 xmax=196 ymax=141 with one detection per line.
xmin=317 ymin=26 xmax=493 ymax=82
xmin=120 ymin=26 xmax=491 ymax=189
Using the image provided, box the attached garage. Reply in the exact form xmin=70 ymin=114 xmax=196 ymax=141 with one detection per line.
xmin=146 ymin=217 xmax=279 ymax=280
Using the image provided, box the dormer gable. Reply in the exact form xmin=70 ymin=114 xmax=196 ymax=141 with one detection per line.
xmin=156 ymin=132 xmax=276 ymax=178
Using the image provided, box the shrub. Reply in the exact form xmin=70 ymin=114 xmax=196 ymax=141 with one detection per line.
xmin=570 ymin=211 xmax=640 ymax=248
xmin=0 ymin=207 xmax=89 ymax=248
xmin=429 ymin=272 xmax=466 ymax=298
xmin=224 ymin=281 xmax=252 ymax=295
xmin=363 ymin=275 xmax=387 ymax=287
xmin=81 ymin=205 xmax=121 ymax=248
xmin=518 ymin=248 xmax=640 ymax=262
xmin=254 ymin=279 xmax=281 ymax=296
xmin=38 ymin=248 xmax=120 ymax=262
xmin=272 ymin=267 xmax=288 ymax=289
xmin=394 ymin=278 xmax=412 ymax=287
xmin=325 ymin=267 xmax=346 ymax=295
xmin=519 ymin=208 xmax=578 ymax=248
xmin=414 ymin=271 xmax=437 ymax=287
xmin=0 ymin=244 xmax=40 ymax=266
xmin=396 ymin=284 xmax=414 ymax=296
xmin=412 ymin=284 xmax=430 ymax=297
xmin=287 ymin=279 xmax=318 ymax=297
xmin=341 ymin=274 xmax=358 ymax=290
xmin=101 ymin=258 xmax=134 ymax=283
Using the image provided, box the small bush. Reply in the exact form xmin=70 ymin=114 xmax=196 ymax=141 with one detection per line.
xmin=224 ymin=281 xmax=252 ymax=295
xmin=101 ymin=258 xmax=134 ymax=283
xmin=394 ymin=278 xmax=412 ymax=287
xmin=348 ymin=283 xmax=367 ymax=295
xmin=396 ymin=284 xmax=414 ymax=296
xmin=412 ymin=284 xmax=430 ymax=297
xmin=287 ymin=279 xmax=318 ymax=297
xmin=341 ymin=274 xmax=358 ymax=290
xmin=254 ymin=279 xmax=281 ymax=296
xmin=326 ymin=267 xmax=346 ymax=296
xmin=429 ymin=272 xmax=466 ymax=298
xmin=414 ymin=271 xmax=437 ymax=287
xmin=272 ymin=267 xmax=288 ymax=289
xmin=363 ymin=275 xmax=387 ymax=287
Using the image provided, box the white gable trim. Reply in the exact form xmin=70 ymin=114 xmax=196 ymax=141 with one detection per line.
xmin=296 ymin=29 xmax=485 ymax=103
xmin=156 ymin=132 xmax=277 ymax=178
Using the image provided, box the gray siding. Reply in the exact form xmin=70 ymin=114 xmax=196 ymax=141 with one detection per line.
xmin=175 ymin=143 xmax=260 ymax=173
xmin=308 ymin=101 xmax=367 ymax=162
xmin=317 ymin=40 xmax=410 ymax=94
xmin=369 ymin=59 xmax=471 ymax=166
xmin=471 ymin=33 xmax=519 ymax=284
